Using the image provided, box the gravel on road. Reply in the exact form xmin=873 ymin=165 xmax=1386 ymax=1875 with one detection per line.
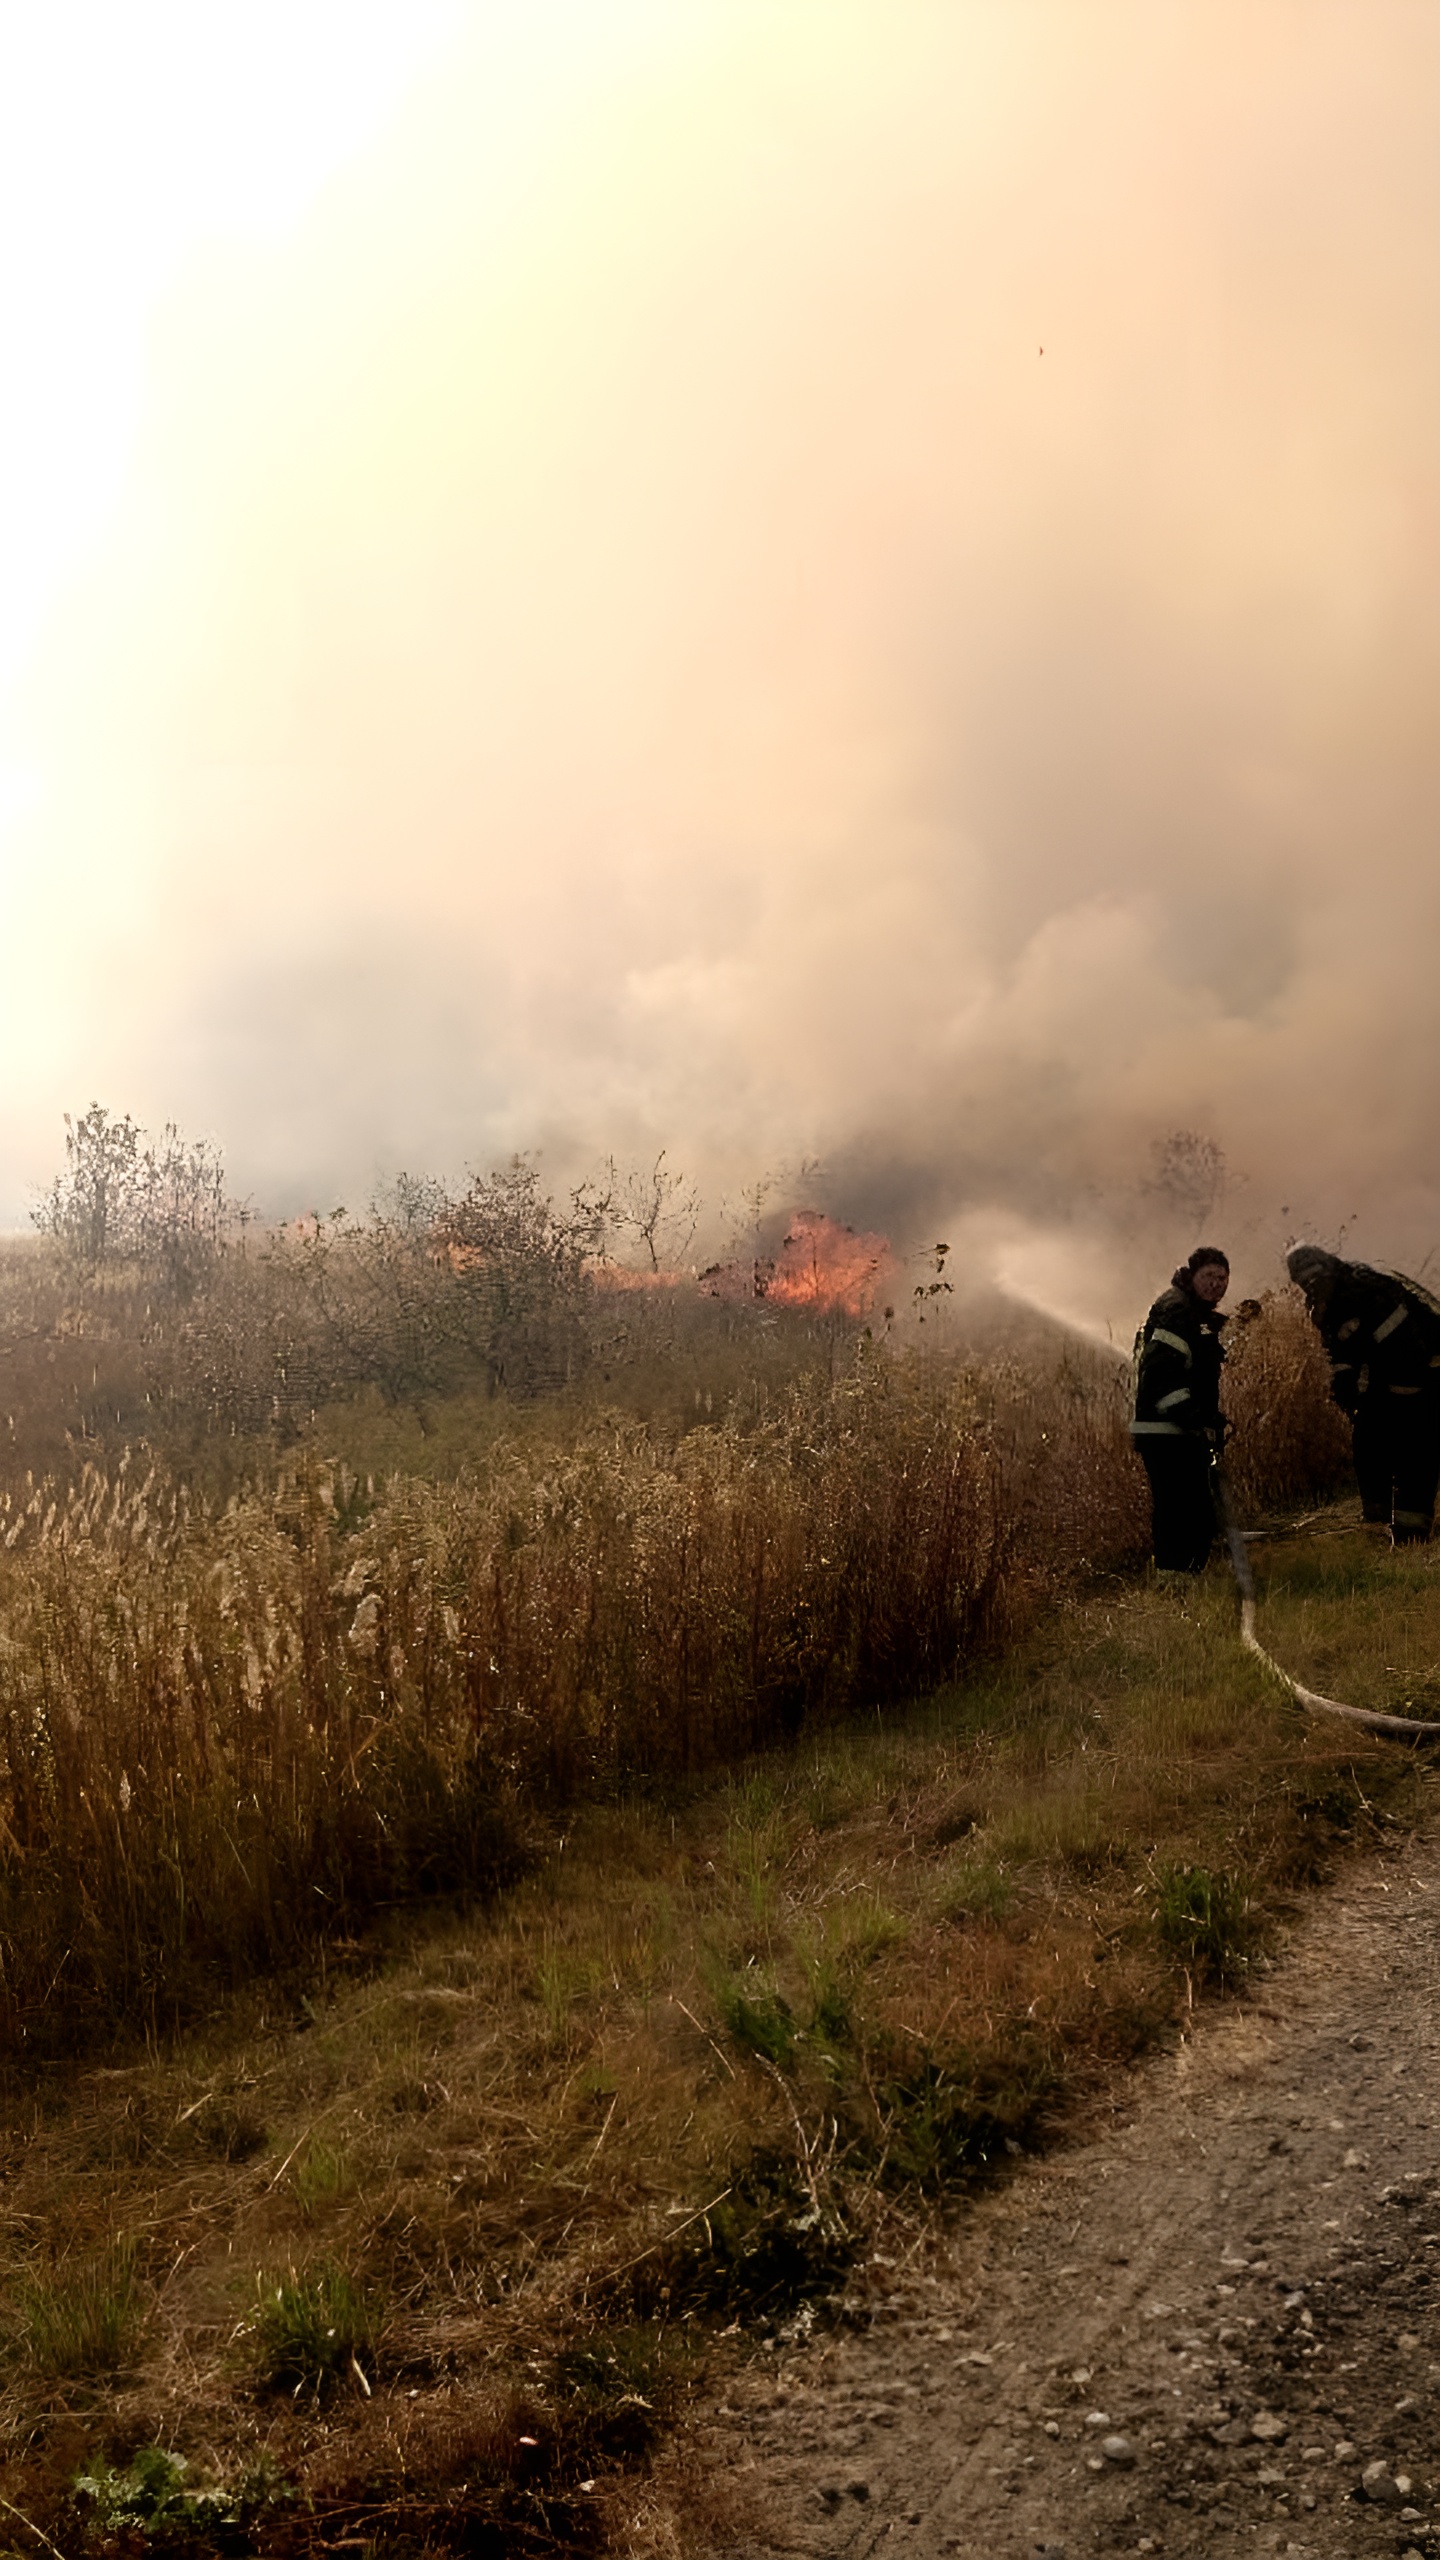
xmin=692 ymin=1831 xmax=1440 ymax=2560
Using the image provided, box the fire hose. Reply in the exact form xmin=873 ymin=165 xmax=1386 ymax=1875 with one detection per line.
xmin=1215 ymin=1472 xmax=1440 ymax=1742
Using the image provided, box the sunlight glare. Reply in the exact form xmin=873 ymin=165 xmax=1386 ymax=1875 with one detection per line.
xmin=0 ymin=0 xmax=462 ymax=707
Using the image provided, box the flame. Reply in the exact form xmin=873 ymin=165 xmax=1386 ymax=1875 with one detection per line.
xmin=700 ymin=1209 xmax=894 ymax=1317
xmin=765 ymin=1210 xmax=894 ymax=1316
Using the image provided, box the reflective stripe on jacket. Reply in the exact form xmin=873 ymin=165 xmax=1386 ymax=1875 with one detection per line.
xmin=1318 ymin=1265 xmax=1440 ymax=1413
xmin=1131 ymin=1284 xmax=1227 ymax=1437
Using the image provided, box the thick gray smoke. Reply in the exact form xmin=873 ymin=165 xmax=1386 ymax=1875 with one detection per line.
xmin=3 ymin=3 xmax=1440 ymax=1335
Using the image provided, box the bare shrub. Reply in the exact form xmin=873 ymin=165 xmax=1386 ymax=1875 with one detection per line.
xmin=154 ymin=1158 xmax=603 ymax=1442
xmin=1142 ymin=1128 xmax=1229 ymax=1229
xmin=33 ymin=1103 xmax=231 ymax=1300
xmin=594 ymin=1149 xmax=700 ymax=1271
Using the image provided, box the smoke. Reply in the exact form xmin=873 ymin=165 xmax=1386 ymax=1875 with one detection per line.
xmin=4 ymin=1 xmax=1440 ymax=1334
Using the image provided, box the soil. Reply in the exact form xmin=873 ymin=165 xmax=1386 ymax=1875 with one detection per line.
xmin=690 ymin=1821 xmax=1440 ymax=2559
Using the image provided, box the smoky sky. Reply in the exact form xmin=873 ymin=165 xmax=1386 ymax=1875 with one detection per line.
xmin=4 ymin=2 xmax=1440 ymax=1331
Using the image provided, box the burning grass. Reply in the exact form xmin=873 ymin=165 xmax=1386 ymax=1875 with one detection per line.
xmin=0 ymin=1125 xmax=1386 ymax=2545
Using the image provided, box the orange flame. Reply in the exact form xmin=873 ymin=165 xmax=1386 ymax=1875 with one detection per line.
xmin=764 ymin=1209 xmax=894 ymax=1316
xmin=700 ymin=1209 xmax=894 ymax=1317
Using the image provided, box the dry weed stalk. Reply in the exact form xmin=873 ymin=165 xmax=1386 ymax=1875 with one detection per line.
xmin=0 ymin=1284 xmax=1346 ymax=2048
xmin=1222 ymin=1285 xmax=1352 ymax=1511
xmin=0 ymin=1359 xmax=1016 ymax=2043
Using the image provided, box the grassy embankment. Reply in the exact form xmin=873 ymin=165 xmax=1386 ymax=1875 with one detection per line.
xmin=0 ymin=1444 xmax=1431 ymax=2536
xmin=0 ymin=1184 xmax=1422 ymax=2556
xmin=0 ymin=1525 xmax=1433 ymax=2560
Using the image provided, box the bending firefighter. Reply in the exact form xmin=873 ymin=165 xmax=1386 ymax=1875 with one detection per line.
xmin=1286 ymin=1246 xmax=1440 ymax=1545
xmin=1131 ymin=1246 xmax=1230 ymax=1572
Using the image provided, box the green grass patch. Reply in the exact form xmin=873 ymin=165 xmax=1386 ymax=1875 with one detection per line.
xmin=19 ymin=2242 xmax=145 ymax=2379
xmin=871 ymin=2036 xmax=1060 ymax=2190
xmin=546 ymin=2322 xmax=686 ymax=2467
xmin=633 ymin=2149 xmax=857 ymax=2324
xmin=713 ymin=1971 xmax=799 ymax=2070
xmin=1153 ymin=1863 xmax=1261 ymax=1986
xmin=290 ymin=2138 xmax=354 ymax=2218
xmin=932 ymin=1852 xmax=1015 ymax=1923
xmin=72 ymin=2447 xmax=290 ymax=2541
xmin=248 ymin=2261 xmax=382 ymax=2402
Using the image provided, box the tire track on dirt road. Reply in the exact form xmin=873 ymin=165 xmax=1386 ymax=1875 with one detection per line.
xmin=696 ymin=1826 xmax=1440 ymax=2559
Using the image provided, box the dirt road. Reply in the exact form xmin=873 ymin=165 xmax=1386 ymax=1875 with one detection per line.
xmin=696 ymin=1826 xmax=1440 ymax=2559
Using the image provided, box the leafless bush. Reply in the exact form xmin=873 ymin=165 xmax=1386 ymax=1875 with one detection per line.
xmin=32 ymin=1104 xmax=231 ymax=1300
xmin=0 ymin=1138 xmax=882 ymax=1480
xmin=592 ymin=1148 xmax=700 ymax=1271
xmin=1142 ymin=1128 xmax=1229 ymax=1229
xmin=149 ymin=1158 xmax=604 ymax=1441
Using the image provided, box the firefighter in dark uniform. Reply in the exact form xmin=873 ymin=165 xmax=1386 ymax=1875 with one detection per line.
xmin=1131 ymin=1246 xmax=1231 ymax=1572
xmin=1286 ymin=1245 xmax=1440 ymax=1543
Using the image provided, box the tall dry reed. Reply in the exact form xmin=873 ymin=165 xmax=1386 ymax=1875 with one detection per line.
xmin=1221 ymin=1285 xmax=1352 ymax=1511
xmin=0 ymin=1355 xmax=1034 ymax=2044
xmin=0 ymin=1296 xmax=1344 ymax=2049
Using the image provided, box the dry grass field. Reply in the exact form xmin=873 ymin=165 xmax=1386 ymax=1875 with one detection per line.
xmin=0 ymin=1141 xmax=1405 ymax=2556
xmin=0 ymin=1522 xmax=1431 ymax=2560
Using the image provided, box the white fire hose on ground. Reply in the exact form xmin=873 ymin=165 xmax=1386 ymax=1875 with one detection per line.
xmin=1214 ymin=1472 xmax=1440 ymax=1743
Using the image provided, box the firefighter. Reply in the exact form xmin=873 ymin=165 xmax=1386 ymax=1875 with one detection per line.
xmin=1131 ymin=1246 xmax=1231 ymax=1572
xmin=1286 ymin=1246 xmax=1440 ymax=1544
